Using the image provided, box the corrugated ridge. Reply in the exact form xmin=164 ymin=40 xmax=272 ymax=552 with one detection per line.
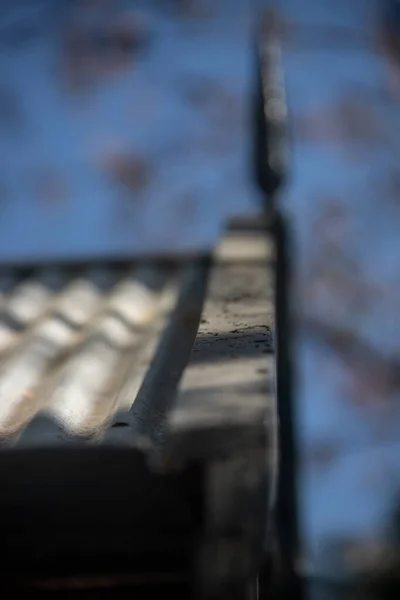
xmin=0 ymin=265 xmax=175 ymax=445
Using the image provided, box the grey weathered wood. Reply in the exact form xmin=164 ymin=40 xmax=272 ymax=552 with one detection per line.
xmin=167 ymin=233 xmax=276 ymax=460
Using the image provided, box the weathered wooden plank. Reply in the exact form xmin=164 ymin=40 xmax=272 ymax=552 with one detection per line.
xmin=167 ymin=234 xmax=276 ymax=460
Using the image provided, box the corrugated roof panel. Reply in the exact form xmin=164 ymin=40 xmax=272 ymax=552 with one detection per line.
xmin=0 ymin=265 xmax=176 ymax=443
